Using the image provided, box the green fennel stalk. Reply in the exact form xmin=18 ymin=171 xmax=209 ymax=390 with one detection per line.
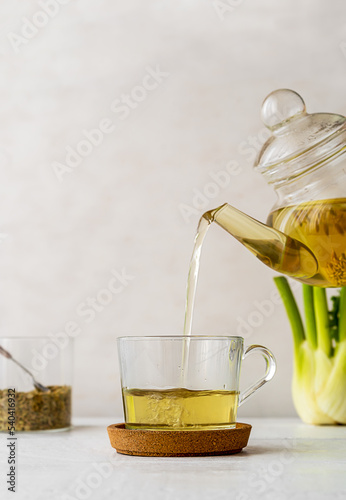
xmin=274 ymin=277 xmax=346 ymax=425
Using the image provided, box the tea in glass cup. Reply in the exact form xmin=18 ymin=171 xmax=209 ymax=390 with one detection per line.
xmin=117 ymin=336 xmax=276 ymax=430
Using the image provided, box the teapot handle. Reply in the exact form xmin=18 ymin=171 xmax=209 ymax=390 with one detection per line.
xmin=238 ymin=345 xmax=276 ymax=407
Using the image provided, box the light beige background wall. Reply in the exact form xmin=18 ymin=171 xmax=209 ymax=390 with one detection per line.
xmin=1 ymin=0 xmax=346 ymax=418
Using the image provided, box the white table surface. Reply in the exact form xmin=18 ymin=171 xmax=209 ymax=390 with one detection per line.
xmin=1 ymin=417 xmax=346 ymax=500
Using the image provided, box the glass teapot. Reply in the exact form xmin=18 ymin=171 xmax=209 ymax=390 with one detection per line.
xmin=206 ymin=89 xmax=346 ymax=287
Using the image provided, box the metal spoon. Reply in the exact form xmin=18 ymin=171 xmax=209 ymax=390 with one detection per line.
xmin=0 ymin=345 xmax=50 ymax=392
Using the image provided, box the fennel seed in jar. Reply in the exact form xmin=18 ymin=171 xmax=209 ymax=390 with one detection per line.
xmin=0 ymin=385 xmax=71 ymax=431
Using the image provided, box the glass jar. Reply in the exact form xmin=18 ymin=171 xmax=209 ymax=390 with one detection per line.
xmin=0 ymin=337 xmax=73 ymax=432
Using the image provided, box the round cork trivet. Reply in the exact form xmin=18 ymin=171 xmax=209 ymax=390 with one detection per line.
xmin=107 ymin=423 xmax=252 ymax=457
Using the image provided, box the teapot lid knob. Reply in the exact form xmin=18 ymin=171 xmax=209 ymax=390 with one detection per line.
xmin=261 ymin=89 xmax=306 ymax=131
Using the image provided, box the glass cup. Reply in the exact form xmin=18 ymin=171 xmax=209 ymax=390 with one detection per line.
xmin=118 ymin=335 xmax=276 ymax=430
xmin=0 ymin=337 xmax=73 ymax=432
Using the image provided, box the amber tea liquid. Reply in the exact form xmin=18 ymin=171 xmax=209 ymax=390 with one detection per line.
xmin=123 ymin=387 xmax=239 ymax=430
xmin=268 ymin=198 xmax=346 ymax=287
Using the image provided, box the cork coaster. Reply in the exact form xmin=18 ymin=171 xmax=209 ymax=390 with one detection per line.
xmin=107 ymin=423 xmax=252 ymax=457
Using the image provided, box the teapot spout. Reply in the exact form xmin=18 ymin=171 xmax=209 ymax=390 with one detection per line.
xmin=206 ymin=204 xmax=318 ymax=280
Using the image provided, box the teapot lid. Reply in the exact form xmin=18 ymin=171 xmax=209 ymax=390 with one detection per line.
xmin=254 ymin=89 xmax=346 ymax=184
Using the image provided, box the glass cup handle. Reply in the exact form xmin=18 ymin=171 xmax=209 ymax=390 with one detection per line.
xmin=238 ymin=344 xmax=276 ymax=407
